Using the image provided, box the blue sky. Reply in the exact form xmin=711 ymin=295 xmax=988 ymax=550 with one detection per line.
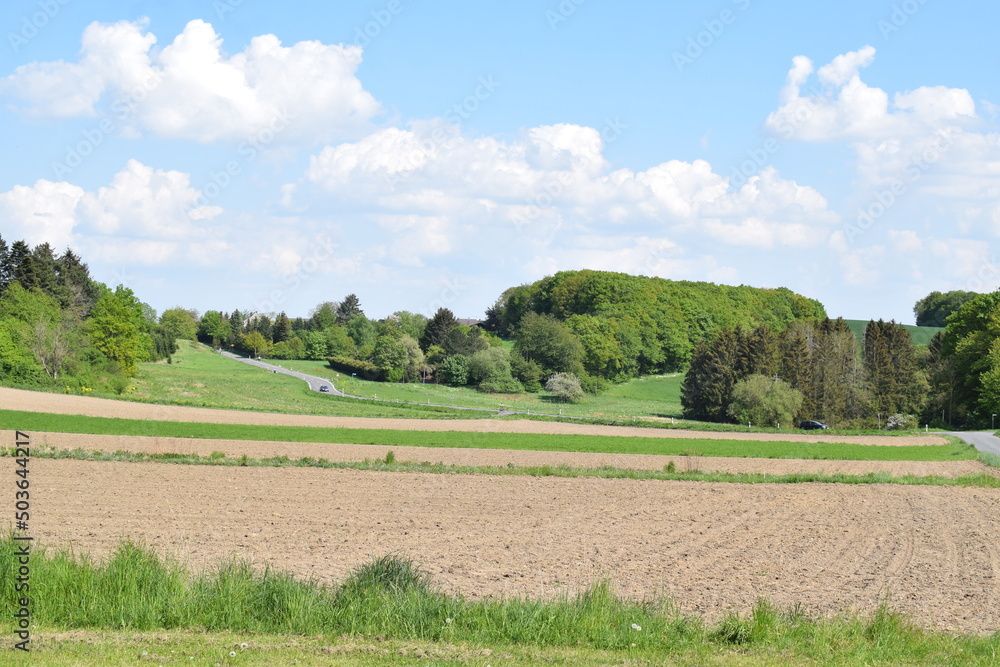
xmin=1 ymin=0 xmax=998 ymax=324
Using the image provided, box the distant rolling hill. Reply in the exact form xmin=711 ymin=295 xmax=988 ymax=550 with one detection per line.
xmin=844 ymin=320 xmax=944 ymax=346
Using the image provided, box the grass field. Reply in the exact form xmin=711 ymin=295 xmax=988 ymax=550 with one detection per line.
xmin=125 ymin=341 xmax=484 ymax=419
xmin=844 ymin=319 xmax=944 ymax=347
xmin=0 ymin=409 xmax=975 ymax=461
xmin=3 ymin=537 xmax=999 ymax=666
xmin=140 ymin=341 xmax=685 ymax=419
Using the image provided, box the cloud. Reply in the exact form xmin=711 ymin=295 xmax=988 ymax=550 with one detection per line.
xmin=0 ymin=179 xmax=85 ymax=248
xmin=293 ymin=122 xmax=838 ymax=265
xmin=766 ymin=47 xmax=1000 ymax=249
xmin=816 ymin=45 xmax=876 ymax=87
xmin=0 ymin=160 xmax=222 ymax=266
xmin=77 ymin=159 xmax=215 ymax=239
xmin=840 ymin=245 xmax=884 ymax=286
xmin=1 ymin=19 xmax=380 ymax=143
xmin=766 ymin=46 xmax=976 ymax=142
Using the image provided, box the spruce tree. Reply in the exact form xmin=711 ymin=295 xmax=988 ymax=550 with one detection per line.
xmin=736 ymin=324 xmax=778 ymax=378
xmin=864 ymin=319 xmax=926 ymax=419
xmin=56 ymin=248 xmax=98 ymax=311
xmin=421 ymin=307 xmax=459 ymax=351
xmin=274 ymin=312 xmax=293 ymax=343
xmin=8 ymin=241 xmax=36 ymax=290
xmin=681 ymin=327 xmax=738 ymax=422
xmin=336 ymin=294 xmax=363 ymax=324
xmin=0 ymin=234 xmax=9 ymax=294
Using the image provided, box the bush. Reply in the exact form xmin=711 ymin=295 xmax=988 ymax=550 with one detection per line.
xmin=885 ymin=413 xmax=915 ymax=431
xmin=327 ymin=356 xmax=382 ymax=381
xmin=510 ymin=352 xmax=543 ymax=392
xmin=545 ymin=372 xmax=584 ymax=403
xmin=270 ymin=338 xmax=305 ymax=360
xmin=437 ymin=354 xmax=469 ymax=386
xmin=478 ymin=376 xmax=524 ymax=394
xmin=578 ymin=373 xmax=609 ymax=395
xmin=468 ymin=347 xmax=511 ymax=385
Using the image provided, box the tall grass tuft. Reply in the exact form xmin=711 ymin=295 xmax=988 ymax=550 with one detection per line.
xmin=339 ymin=553 xmax=433 ymax=597
xmin=711 ymin=599 xmax=779 ymax=645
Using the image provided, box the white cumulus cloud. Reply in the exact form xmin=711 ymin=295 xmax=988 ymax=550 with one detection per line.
xmin=766 ymin=46 xmax=976 ymax=141
xmin=0 ymin=180 xmax=85 ymax=248
xmin=1 ymin=19 xmax=380 ymax=144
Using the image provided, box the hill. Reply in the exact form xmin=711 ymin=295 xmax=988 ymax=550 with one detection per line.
xmin=844 ymin=320 xmax=943 ymax=346
xmin=487 ymin=270 xmax=827 ymax=379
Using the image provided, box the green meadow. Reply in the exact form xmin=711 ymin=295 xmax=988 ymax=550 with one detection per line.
xmin=0 ymin=409 xmax=975 ymax=461
xmin=127 ymin=341 xmax=686 ymax=420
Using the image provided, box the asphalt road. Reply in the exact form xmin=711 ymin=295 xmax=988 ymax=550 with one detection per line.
xmin=947 ymin=431 xmax=1000 ymax=456
xmin=219 ymin=350 xmax=350 ymax=397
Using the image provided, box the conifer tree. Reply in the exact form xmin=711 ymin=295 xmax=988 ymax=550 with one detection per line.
xmin=681 ymin=327 xmax=738 ymax=422
xmin=274 ymin=312 xmax=293 ymax=343
xmin=777 ymin=320 xmax=814 ymax=419
xmin=421 ymin=307 xmax=459 ymax=351
xmin=736 ymin=324 xmax=778 ymax=378
xmin=0 ymin=234 xmax=10 ymax=294
xmin=336 ymin=294 xmax=363 ymax=324
xmin=8 ymin=241 xmax=36 ymax=290
xmin=863 ymin=319 xmax=926 ymax=420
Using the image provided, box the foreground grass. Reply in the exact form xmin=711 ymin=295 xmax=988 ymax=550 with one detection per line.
xmin=15 ymin=445 xmax=1000 ymax=488
xmin=0 ymin=410 xmax=976 ymax=461
xmin=2 ymin=538 xmax=998 ymax=665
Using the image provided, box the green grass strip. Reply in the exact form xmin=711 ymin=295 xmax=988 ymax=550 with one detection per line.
xmin=3 ymin=537 xmax=999 ymax=665
xmin=17 ymin=445 xmax=1000 ymax=488
xmin=0 ymin=409 xmax=976 ymax=461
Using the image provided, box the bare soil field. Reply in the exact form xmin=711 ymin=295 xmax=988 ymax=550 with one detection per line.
xmin=0 ymin=387 xmax=950 ymax=446
xmin=26 ymin=458 xmax=1000 ymax=634
xmin=24 ymin=431 xmax=995 ymax=478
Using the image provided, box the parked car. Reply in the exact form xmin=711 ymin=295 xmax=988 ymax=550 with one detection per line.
xmin=319 ymin=385 xmax=330 ymax=393
xmin=798 ymin=420 xmax=829 ymax=430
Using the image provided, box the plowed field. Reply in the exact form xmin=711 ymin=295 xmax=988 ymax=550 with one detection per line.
xmin=27 ymin=458 xmax=1000 ymax=634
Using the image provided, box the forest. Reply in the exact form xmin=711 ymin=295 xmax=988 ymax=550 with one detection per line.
xmin=0 ymin=235 xmax=174 ymax=394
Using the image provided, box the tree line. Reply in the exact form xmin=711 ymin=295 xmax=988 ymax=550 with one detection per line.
xmin=180 ymin=271 xmax=826 ymax=403
xmin=0 ymin=235 xmax=174 ymax=393
xmin=675 ymin=286 xmax=1000 ymax=429
xmin=5 ymin=241 xmax=995 ymax=428
xmin=930 ymin=290 xmax=1000 ymax=428
xmin=179 ymin=279 xmax=1000 ymax=427
xmin=680 ymin=318 xmax=926 ymax=428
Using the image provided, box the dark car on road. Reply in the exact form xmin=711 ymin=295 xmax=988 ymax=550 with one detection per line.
xmin=319 ymin=385 xmax=330 ymax=393
xmin=798 ymin=420 xmax=829 ymax=430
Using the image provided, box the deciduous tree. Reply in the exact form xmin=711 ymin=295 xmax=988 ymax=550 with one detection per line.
xmin=727 ymin=374 xmax=803 ymax=428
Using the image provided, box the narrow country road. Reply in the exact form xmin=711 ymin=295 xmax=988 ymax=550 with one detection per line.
xmin=947 ymin=431 xmax=1000 ymax=456
xmin=219 ymin=350 xmax=351 ymax=397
